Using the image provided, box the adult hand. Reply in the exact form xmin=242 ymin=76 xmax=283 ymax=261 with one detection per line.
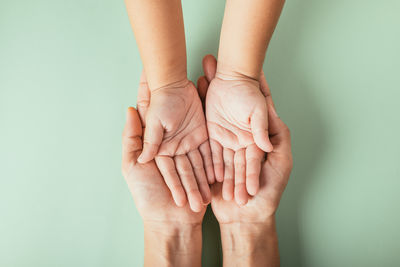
xmin=136 ymin=75 xmax=214 ymax=212
xmin=205 ymin=58 xmax=273 ymax=201
xmin=122 ymin=106 xmax=206 ymax=267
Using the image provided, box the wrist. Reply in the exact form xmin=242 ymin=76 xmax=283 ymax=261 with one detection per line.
xmin=149 ymin=77 xmax=190 ymax=94
xmin=148 ymin=74 xmax=188 ymax=93
xmin=214 ymin=63 xmax=261 ymax=88
xmin=143 ymin=221 xmax=202 ymax=267
xmin=219 ymin=217 xmax=279 ymax=267
xmin=216 ymin=55 xmax=262 ymax=82
xmin=220 ymin=218 xmax=276 ymax=251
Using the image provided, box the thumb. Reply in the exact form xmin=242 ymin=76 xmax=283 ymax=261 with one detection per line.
xmin=122 ymin=107 xmax=143 ymax=173
xmin=251 ymin=106 xmax=273 ymax=153
xmin=137 ymin=118 xmax=164 ymax=163
xmin=202 ymin=54 xmax=217 ymax=83
xmin=137 ymin=71 xmax=150 ymax=126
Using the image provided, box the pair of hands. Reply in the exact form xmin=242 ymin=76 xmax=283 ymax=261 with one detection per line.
xmin=122 ymin=54 xmax=292 ymax=239
xmin=135 ymin=55 xmax=274 ymax=211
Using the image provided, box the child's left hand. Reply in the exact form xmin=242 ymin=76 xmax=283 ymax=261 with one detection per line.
xmin=203 ymin=55 xmax=273 ymax=205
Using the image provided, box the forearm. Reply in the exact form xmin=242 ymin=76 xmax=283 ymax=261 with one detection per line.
xmin=125 ymin=0 xmax=187 ymax=90
xmin=217 ymin=0 xmax=285 ymax=80
xmin=144 ymin=222 xmax=202 ymax=267
xmin=220 ymin=217 xmax=279 ymax=267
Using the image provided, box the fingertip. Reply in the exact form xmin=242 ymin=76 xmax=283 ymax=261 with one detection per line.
xmin=216 ymin=175 xmax=224 ymax=183
xmin=208 ymin=177 xmax=216 ymax=185
xmin=247 ymin=183 xmax=259 ymax=196
xmin=235 ymin=188 xmax=249 ymax=206
xmin=200 ymin=184 xmax=212 ymax=205
xmin=255 ymin=133 xmax=274 ymax=152
xmin=171 ymin=183 xmax=188 ymax=208
xmin=222 ymin=190 xmax=234 ymax=201
xmin=236 ymin=196 xmax=248 ymax=206
xmin=263 ymin=143 xmax=274 ymax=153
xmin=137 ymin=152 xmax=151 ymax=164
xmin=189 ymin=196 xmax=204 ymax=213
xmin=176 ymin=200 xmax=186 ymax=208
xmin=246 ymin=170 xmax=260 ymax=197
xmin=206 ymin=170 xmax=216 ymax=184
xmin=137 ymin=154 xmax=146 ymax=164
xmin=264 ymin=137 xmax=274 ymax=153
xmin=202 ymin=54 xmax=217 ymax=82
xmin=138 ymin=143 xmax=159 ymax=163
xmin=203 ymin=192 xmax=211 ymax=205
xmin=125 ymin=106 xmax=142 ymax=133
xmin=174 ymin=194 xmax=187 ymax=207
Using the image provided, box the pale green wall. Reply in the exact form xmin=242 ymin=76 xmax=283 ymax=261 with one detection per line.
xmin=1 ymin=0 xmax=399 ymax=266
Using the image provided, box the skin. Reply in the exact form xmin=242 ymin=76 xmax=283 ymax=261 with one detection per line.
xmin=207 ymin=0 xmax=285 ymax=199
xmin=125 ymin=1 xmax=285 ymax=204
xmin=202 ymin=55 xmax=293 ymax=266
xmin=125 ymin=0 xmax=215 ymax=212
xmin=136 ymin=74 xmax=213 ymax=212
xmin=122 ymin=55 xmax=292 ymax=266
xmin=122 ymin=106 xmax=205 ymax=267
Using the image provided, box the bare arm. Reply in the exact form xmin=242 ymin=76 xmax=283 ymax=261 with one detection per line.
xmin=217 ymin=0 xmax=285 ymax=79
xmin=125 ymin=0 xmax=187 ymax=90
xmin=220 ymin=218 xmax=279 ymax=267
xmin=144 ymin=222 xmax=202 ymax=267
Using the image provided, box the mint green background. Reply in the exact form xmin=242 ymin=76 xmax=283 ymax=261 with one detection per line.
xmin=1 ymin=0 xmax=400 ymax=266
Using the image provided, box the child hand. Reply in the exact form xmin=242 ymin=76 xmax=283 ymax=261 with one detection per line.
xmin=203 ymin=56 xmax=273 ymax=204
xmin=136 ymin=73 xmax=214 ymax=212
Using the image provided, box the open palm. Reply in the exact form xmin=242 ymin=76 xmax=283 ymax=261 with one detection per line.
xmin=122 ymin=107 xmax=206 ymax=223
xmin=136 ymin=75 xmax=214 ymax=212
xmin=210 ymin=74 xmax=293 ymax=223
xmin=203 ymin=55 xmax=273 ymax=204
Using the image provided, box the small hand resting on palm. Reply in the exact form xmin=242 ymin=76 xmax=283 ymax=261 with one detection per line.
xmin=135 ymin=75 xmax=214 ymax=212
xmin=203 ymin=55 xmax=273 ymax=205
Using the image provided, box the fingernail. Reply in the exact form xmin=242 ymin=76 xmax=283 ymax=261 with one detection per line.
xmin=137 ymin=154 xmax=144 ymax=163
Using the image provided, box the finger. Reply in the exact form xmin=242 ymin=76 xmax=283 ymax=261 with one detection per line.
xmin=122 ymin=107 xmax=143 ymax=174
xmin=188 ymin=150 xmax=211 ymax=204
xmin=175 ymin=155 xmax=203 ymax=212
xmin=222 ymin=148 xmax=234 ymax=201
xmin=137 ymin=119 xmax=163 ymax=163
xmin=202 ymin=54 xmax=217 ymax=82
xmin=155 ymin=156 xmax=187 ymax=207
xmin=199 ymin=141 xmax=216 ymax=184
xmin=196 ymin=76 xmax=209 ymax=103
xmin=267 ymin=98 xmax=292 ymax=155
xmin=210 ymin=181 xmax=223 ymax=202
xmin=245 ymin=144 xmax=264 ymax=196
xmin=251 ymin=107 xmax=273 ymax=152
xmin=137 ymin=71 xmax=150 ymax=126
xmin=234 ymin=148 xmax=248 ymax=205
xmin=210 ymin=139 xmax=224 ymax=182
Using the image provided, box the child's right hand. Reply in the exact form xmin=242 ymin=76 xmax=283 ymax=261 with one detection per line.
xmin=136 ymin=74 xmax=214 ymax=212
